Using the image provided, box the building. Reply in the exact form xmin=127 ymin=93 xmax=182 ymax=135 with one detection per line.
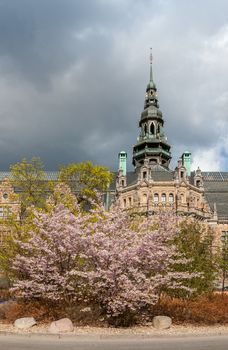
xmin=115 ymin=54 xmax=228 ymax=252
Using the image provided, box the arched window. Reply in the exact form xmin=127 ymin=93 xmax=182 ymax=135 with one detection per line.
xmin=142 ymin=194 xmax=147 ymax=204
xmin=123 ymin=198 xmax=126 ymax=208
xmin=169 ymin=193 xmax=174 ymax=203
xmin=161 ymin=193 xmax=166 ymax=203
xmin=153 ymin=193 xmax=159 ymax=203
xmin=157 ymin=124 xmax=160 ymax=134
xmin=129 ymin=197 xmax=132 ymax=206
xmin=144 ymin=124 xmax=147 ymax=135
xmin=150 ymin=122 xmax=155 ymax=135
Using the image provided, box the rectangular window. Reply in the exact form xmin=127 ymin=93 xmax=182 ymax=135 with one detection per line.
xmin=0 ymin=207 xmax=11 ymax=219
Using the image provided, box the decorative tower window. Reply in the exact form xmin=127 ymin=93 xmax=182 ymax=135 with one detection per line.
xmin=150 ymin=122 xmax=155 ymax=135
xmin=144 ymin=124 xmax=147 ymax=135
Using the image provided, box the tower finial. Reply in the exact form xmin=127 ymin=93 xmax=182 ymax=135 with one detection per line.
xmin=150 ymin=48 xmax=153 ymax=82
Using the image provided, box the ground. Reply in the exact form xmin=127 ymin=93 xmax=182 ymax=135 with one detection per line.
xmin=0 ymin=321 xmax=228 ymax=337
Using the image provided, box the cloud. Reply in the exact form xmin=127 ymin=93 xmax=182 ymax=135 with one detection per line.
xmin=0 ymin=0 xmax=227 ymax=171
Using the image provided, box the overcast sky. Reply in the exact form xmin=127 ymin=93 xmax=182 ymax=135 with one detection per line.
xmin=0 ymin=0 xmax=228 ymax=171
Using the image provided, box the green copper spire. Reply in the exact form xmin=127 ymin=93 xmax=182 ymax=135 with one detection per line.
xmin=146 ymin=49 xmax=156 ymax=92
xmin=150 ymin=47 xmax=153 ymax=82
xmin=132 ymin=51 xmax=172 ymax=168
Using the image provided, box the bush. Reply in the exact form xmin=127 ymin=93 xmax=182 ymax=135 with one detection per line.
xmin=152 ymin=294 xmax=228 ymax=324
xmin=0 ymin=301 xmax=50 ymax=323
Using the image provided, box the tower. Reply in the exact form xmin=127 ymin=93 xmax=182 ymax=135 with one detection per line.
xmin=118 ymin=151 xmax=127 ymax=176
xmin=182 ymin=151 xmax=191 ymax=176
xmin=132 ymin=50 xmax=171 ymax=168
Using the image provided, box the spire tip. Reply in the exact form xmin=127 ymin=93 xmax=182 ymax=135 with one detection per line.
xmin=150 ymin=48 xmax=153 ymax=65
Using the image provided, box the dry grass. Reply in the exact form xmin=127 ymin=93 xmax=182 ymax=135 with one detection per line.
xmin=0 ymin=300 xmax=104 ymax=326
xmin=152 ymin=293 xmax=228 ymax=325
xmin=0 ymin=293 xmax=227 ymax=326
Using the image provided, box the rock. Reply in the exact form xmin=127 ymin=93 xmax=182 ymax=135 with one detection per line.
xmin=48 ymin=318 xmax=74 ymax=333
xmin=152 ymin=316 xmax=172 ymax=330
xmin=14 ymin=317 xmax=36 ymax=329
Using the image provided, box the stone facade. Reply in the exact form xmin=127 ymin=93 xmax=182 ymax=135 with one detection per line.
xmin=0 ymin=177 xmax=20 ymax=245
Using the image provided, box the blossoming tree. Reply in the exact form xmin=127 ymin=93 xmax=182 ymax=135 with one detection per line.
xmin=11 ymin=187 xmax=197 ymax=324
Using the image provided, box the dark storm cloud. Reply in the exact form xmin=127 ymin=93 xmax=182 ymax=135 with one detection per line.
xmin=0 ymin=0 xmax=228 ymax=170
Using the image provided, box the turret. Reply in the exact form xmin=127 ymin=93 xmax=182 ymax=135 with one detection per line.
xmin=118 ymin=151 xmax=127 ymax=176
xmin=182 ymin=151 xmax=191 ymax=176
xmin=132 ymin=49 xmax=171 ymax=168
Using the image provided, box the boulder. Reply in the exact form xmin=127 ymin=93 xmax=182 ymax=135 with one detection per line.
xmin=14 ymin=317 xmax=36 ymax=329
xmin=152 ymin=316 xmax=172 ymax=330
xmin=49 ymin=318 xmax=74 ymax=333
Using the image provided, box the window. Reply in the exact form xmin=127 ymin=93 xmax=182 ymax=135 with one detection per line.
xmin=169 ymin=193 xmax=174 ymax=203
xmin=150 ymin=122 xmax=155 ymax=135
xmin=3 ymin=193 xmax=8 ymax=199
xmin=129 ymin=197 xmax=132 ymax=206
xmin=180 ymin=171 xmax=184 ymax=178
xmin=142 ymin=194 xmax=147 ymax=204
xmin=161 ymin=193 xmax=166 ymax=203
xmin=0 ymin=207 xmax=11 ymax=219
xmin=121 ymin=180 xmax=125 ymax=187
xmin=196 ymin=180 xmax=201 ymax=187
xmin=123 ymin=199 xmax=126 ymax=208
xmin=143 ymin=171 xmax=147 ymax=179
xmin=144 ymin=124 xmax=147 ymax=135
xmin=154 ymin=193 xmax=159 ymax=203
